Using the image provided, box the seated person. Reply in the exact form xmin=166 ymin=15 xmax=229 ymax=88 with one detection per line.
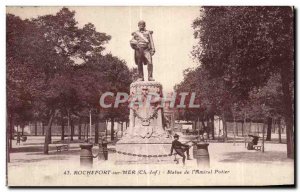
xmin=247 ymin=135 xmax=259 ymax=150
xmin=252 ymin=136 xmax=259 ymax=145
xmin=170 ymin=134 xmax=192 ymax=165
xmin=186 ymin=129 xmax=190 ymax=135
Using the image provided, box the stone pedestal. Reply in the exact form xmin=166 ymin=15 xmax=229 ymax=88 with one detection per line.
xmin=116 ymin=81 xmax=173 ymax=164
xmin=115 ymin=143 xmax=172 ymax=164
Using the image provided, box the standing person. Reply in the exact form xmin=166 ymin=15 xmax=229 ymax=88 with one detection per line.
xmin=130 ymin=20 xmax=155 ymax=81
xmin=170 ymin=134 xmax=192 ymax=165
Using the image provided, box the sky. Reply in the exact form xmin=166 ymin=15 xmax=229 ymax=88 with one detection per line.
xmin=6 ymin=6 xmax=200 ymax=92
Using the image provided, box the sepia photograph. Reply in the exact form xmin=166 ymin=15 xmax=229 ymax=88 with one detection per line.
xmin=6 ymin=6 xmax=295 ymax=186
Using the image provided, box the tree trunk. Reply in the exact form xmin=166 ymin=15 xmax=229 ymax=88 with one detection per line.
xmin=89 ymin=110 xmax=92 ymax=141
xmin=241 ymin=122 xmax=244 ymax=137
xmin=266 ymin=117 xmax=272 ymax=141
xmin=95 ymin=116 xmax=99 ymax=144
xmin=111 ymin=118 xmax=115 ymax=141
xmin=193 ymin=120 xmax=196 ymax=132
xmin=211 ymin=115 xmax=215 ymax=140
xmin=218 ymin=117 xmax=221 ymax=139
xmin=243 ymin=113 xmax=246 ymax=148
xmin=272 ymin=118 xmax=276 ymax=133
xmin=262 ymin=122 xmax=265 ymax=152
xmin=121 ymin=122 xmax=124 ymax=137
xmin=49 ymin=126 xmax=52 ymax=145
xmin=233 ymin=116 xmax=236 ymax=146
xmin=43 ymin=110 xmax=56 ymax=154
xmin=42 ymin=123 xmax=44 ymax=136
xmin=280 ymin=68 xmax=294 ymax=158
xmin=206 ymin=116 xmax=210 ymax=138
xmin=221 ymin=112 xmax=227 ymax=142
xmin=34 ymin=121 xmax=38 ymax=136
xmin=236 ymin=121 xmax=239 ymax=136
xmin=61 ymin=115 xmax=65 ymax=141
xmin=10 ymin=121 xmax=14 ymax=140
xmin=105 ymin=120 xmax=108 ymax=139
xmin=278 ymin=118 xmax=282 ymax=143
xmin=9 ymin=114 xmax=14 ymax=150
xmin=21 ymin=124 xmax=24 ymax=136
xmin=78 ymin=119 xmax=81 ymax=140
xmin=67 ymin=110 xmax=70 ymax=139
xmin=70 ymin=117 xmax=74 ymax=141
xmin=7 ymin=114 xmax=12 ymax=163
xmin=201 ymin=118 xmax=205 ymax=129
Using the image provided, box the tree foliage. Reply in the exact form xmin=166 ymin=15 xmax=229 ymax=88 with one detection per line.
xmin=177 ymin=7 xmax=294 ymax=157
xmin=7 ymin=8 xmax=132 ymax=154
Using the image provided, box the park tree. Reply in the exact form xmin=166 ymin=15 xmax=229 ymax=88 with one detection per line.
xmin=7 ymin=13 xmax=64 ymax=154
xmin=47 ymin=48 xmax=133 ymax=143
xmin=7 ymin=7 xmax=115 ymax=154
xmin=192 ymin=7 xmax=294 ymax=158
xmin=174 ymin=66 xmax=234 ymax=141
xmin=174 ymin=68 xmax=202 ymax=123
xmin=88 ymin=54 xmax=132 ymax=141
xmin=33 ymin=8 xmax=113 ymax=153
xmin=246 ymin=74 xmax=284 ymax=140
xmin=32 ymin=8 xmax=111 ymax=62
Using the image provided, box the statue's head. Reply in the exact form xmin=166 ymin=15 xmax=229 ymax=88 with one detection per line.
xmin=142 ymin=87 xmax=149 ymax=95
xmin=138 ymin=20 xmax=146 ymax=30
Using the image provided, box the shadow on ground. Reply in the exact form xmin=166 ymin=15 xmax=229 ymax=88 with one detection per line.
xmin=219 ymin=151 xmax=293 ymax=164
xmin=25 ymin=148 xmax=81 ymax=156
xmin=10 ymin=149 xmax=82 ymax=165
xmin=11 ymin=146 xmax=80 ymax=153
xmin=11 ymin=146 xmax=44 ymax=153
xmin=12 ymin=155 xmax=70 ymax=164
xmin=22 ymin=143 xmax=44 ymax=146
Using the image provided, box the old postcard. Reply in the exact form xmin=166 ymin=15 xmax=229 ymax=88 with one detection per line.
xmin=6 ymin=6 xmax=294 ymax=186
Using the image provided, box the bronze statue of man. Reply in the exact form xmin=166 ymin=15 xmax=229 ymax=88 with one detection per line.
xmin=130 ymin=20 xmax=155 ymax=81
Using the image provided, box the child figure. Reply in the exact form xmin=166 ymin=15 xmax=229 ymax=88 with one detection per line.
xmin=170 ymin=134 xmax=192 ymax=165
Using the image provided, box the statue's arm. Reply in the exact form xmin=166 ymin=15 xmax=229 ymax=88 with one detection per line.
xmin=149 ymin=31 xmax=155 ymax=54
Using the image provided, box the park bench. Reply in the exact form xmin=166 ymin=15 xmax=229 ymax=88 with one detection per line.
xmin=253 ymin=145 xmax=262 ymax=151
xmin=21 ymin=136 xmax=27 ymax=142
xmin=247 ymin=135 xmax=262 ymax=151
xmin=56 ymin=144 xmax=69 ymax=152
xmin=53 ymin=138 xmax=70 ymax=152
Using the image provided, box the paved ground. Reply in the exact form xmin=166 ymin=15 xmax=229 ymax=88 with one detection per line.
xmin=7 ymin=136 xmax=294 ymax=186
